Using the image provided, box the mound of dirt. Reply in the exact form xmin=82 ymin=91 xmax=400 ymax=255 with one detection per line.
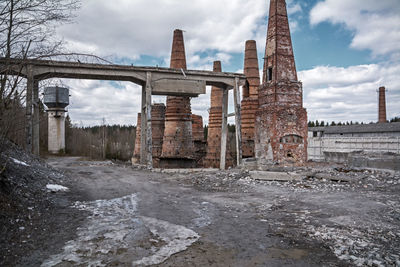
xmin=0 ymin=140 xmax=85 ymax=266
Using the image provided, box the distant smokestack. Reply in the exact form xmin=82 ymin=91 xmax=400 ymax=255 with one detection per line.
xmin=243 ymin=40 xmax=260 ymax=99
xmin=378 ymin=86 xmax=387 ymax=123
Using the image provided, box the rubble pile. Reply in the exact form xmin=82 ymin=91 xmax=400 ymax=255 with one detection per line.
xmin=0 ymin=140 xmax=83 ymax=266
xmin=175 ymin=170 xmax=251 ymax=193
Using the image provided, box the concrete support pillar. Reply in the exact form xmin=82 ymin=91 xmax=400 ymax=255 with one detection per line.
xmin=33 ymin=79 xmax=40 ymax=156
xmin=220 ymin=88 xmax=228 ymax=169
xmin=25 ymin=66 xmax=33 ymax=153
xmin=140 ymin=72 xmax=153 ymax=167
xmin=145 ymin=72 xmax=152 ymax=167
xmin=47 ymin=109 xmax=66 ymax=153
xmin=233 ymin=78 xmax=242 ymax=166
xmin=140 ymin=85 xmax=147 ymax=164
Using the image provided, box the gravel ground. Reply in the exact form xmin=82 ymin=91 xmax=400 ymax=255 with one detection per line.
xmin=1 ymin=145 xmax=399 ymax=266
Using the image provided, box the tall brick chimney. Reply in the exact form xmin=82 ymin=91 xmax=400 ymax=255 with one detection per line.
xmin=255 ymin=0 xmax=308 ymax=164
xmin=160 ymin=29 xmax=195 ymax=167
xmin=378 ymin=86 xmax=387 ymax=123
xmin=241 ymin=40 xmax=260 ymax=158
xmin=204 ymin=61 xmax=233 ymax=168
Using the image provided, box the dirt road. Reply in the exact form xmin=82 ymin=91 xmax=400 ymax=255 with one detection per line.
xmin=31 ymin=157 xmax=400 ymax=266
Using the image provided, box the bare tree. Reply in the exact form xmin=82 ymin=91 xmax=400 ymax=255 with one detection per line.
xmin=0 ymin=0 xmax=80 ymax=150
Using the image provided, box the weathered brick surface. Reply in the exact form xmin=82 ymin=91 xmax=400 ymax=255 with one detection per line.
xmin=241 ymin=40 xmax=260 ymax=158
xmin=204 ymin=61 xmax=233 ymax=168
xmin=132 ymin=103 xmax=166 ymax=166
xmin=378 ymin=86 xmax=387 ymax=123
xmin=244 ymin=40 xmax=260 ymax=98
xmin=160 ymin=29 xmax=194 ymax=165
xmin=255 ymin=0 xmax=308 ymax=164
xmin=192 ymin=114 xmax=204 ymax=142
xmin=192 ymin=114 xmax=206 ymax=166
xmin=151 ymin=103 xmax=166 ymax=167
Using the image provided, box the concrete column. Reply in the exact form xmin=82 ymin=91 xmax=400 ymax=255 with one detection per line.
xmin=140 ymin=85 xmax=147 ymax=164
xmin=47 ymin=109 xmax=66 ymax=153
xmin=25 ymin=66 xmax=33 ymax=153
xmin=145 ymin=72 xmax=152 ymax=167
xmin=33 ymin=79 xmax=40 ymax=156
xmin=233 ymin=77 xmax=242 ymax=166
xmin=220 ymin=88 xmax=228 ymax=169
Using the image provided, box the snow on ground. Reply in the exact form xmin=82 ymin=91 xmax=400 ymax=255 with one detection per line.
xmin=10 ymin=157 xmax=29 ymax=166
xmin=41 ymin=193 xmax=199 ymax=267
xmin=132 ymin=216 xmax=199 ymax=266
xmin=46 ymin=184 xmax=69 ymax=192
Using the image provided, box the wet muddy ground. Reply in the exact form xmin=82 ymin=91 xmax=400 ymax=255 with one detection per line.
xmin=3 ymin=155 xmax=400 ymax=266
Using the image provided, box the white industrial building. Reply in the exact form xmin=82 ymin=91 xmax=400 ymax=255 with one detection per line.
xmin=308 ymin=122 xmax=400 ymax=162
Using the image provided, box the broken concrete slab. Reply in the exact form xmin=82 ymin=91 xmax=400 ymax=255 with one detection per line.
xmin=249 ymin=171 xmax=302 ymax=181
xmin=153 ymin=168 xmax=220 ymax=174
xmin=314 ymin=173 xmax=351 ymax=183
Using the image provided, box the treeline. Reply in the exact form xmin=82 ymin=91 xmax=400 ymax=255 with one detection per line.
xmin=65 ymin=116 xmax=136 ymax=161
xmin=308 ymin=117 xmax=400 ymax=127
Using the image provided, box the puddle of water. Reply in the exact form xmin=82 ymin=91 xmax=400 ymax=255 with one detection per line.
xmin=41 ymin=194 xmax=199 ymax=267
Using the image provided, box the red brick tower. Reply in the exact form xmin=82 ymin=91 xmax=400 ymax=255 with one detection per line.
xmin=241 ymin=40 xmax=260 ymax=158
xmin=255 ymin=0 xmax=308 ymax=164
xmin=204 ymin=61 xmax=233 ymax=168
xmin=192 ymin=114 xmax=206 ymax=166
xmin=378 ymin=86 xmax=387 ymax=123
xmin=132 ymin=104 xmax=166 ymax=166
xmin=160 ymin=29 xmax=195 ymax=168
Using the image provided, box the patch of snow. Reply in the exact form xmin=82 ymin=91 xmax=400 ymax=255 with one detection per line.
xmin=132 ymin=216 xmax=199 ymax=266
xmin=11 ymin=157 xmax=29 ymax=166
xmin=41 ymin=193 xmax=199 ymax=267
xmin=46 ymin=184 xmax=69 ymax=192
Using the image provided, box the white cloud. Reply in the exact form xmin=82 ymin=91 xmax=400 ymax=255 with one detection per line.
xmin=59 ymin=0 xmax=268 ymax=62
xmin=300 ymin=62 xmax=400 ymax=123
xmin=310 ymin=0 xmax=400 ymax=57
xmin=55 ymin=79 xmax=143 ymax=126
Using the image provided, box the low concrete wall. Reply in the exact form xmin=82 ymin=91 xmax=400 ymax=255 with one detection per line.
xmin=308 ymin=137 xmax=400 ymax=162
xmin=348 ymin=152 xmax=400 ymax=171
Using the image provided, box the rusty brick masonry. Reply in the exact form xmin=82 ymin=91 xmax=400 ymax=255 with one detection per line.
xmin=160 ymin=29 xmax=195 ymax=167
xmin=241 ymin=40 xmax=260 ymax=158
xmin=192 ymin=114 xmax=204 ymax=142
xmin=192 ymin=114 xmax=206 ymax=166
xmin=151 ymin=103 xmax=166 ymax=167
xmin=132 ymin=103 xmax=166 ymax=166
xmin=378 ymin=86 xmax=387 ymax=123
xmin=255 ymin=0 xmax=308 ymax=164
xmin=204 ymin=61 xmax=233 ymax=168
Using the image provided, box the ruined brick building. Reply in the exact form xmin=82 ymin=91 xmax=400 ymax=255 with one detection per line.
xmin=255 ymin=0 xmax=308 ymax=164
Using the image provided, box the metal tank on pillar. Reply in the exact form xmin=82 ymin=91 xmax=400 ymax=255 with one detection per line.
xmin=43 ymin=86 xmax=69 ymax=154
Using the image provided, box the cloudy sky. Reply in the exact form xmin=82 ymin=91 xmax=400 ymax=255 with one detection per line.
xmin=51 ymin=0 xmax=400 ymax=126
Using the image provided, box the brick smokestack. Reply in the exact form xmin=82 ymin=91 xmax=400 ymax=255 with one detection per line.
xmin=241 ymin=40 xmax=260 ymax=158
xmin=160 ymin=29 xmax=194 ymax=166
xmin=244 ymin=40 xmax=260 ymax=98
xmin=204 ymin=61 xmax=233 ymax=168
xmin=255 ymin=0 xmax=308 ymax=164
xmin=378 ymin=86 xmax=387 ymax=123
